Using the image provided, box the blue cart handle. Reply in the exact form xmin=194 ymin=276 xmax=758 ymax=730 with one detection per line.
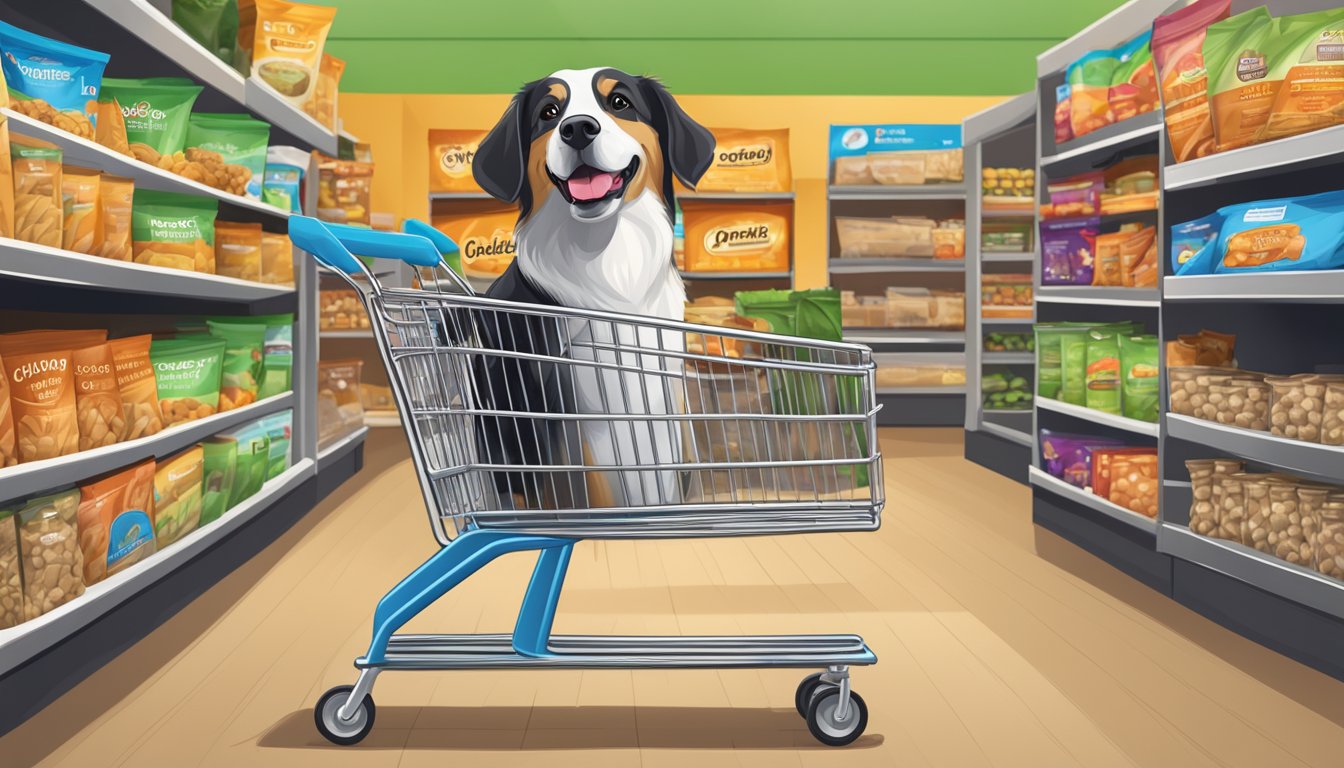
xmin=402 ymin=219 xmax=458 ymax=256
xmin=289 ymin=216 xmax=444 ymax=274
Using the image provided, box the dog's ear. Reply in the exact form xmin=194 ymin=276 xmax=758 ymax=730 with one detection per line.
xmin=473 ymin=89 xmax=530 ymax=204
xmin=639 ymin=77 xmax=715 ymax=189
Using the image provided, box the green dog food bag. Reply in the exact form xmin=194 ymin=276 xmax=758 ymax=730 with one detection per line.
xmin=101 ymin=77 xmax=203 ymax=158
xmin=1120 ymin=334 xmax=1160 ymax=422
xmin=132 ymin=189 xmax=218 ymax=273
xmin=0 ymin=22 xmax=109 ymax=138
xmin=200 ymin=436 xmax=238 ymax=526
xmin=205 ymin=320 xmax=265 ymax=411
xmin=261 ymin=409 xmax=293 ymax=480
xmin=211 ymin=314 xmax=294 ymax=398
xmin=224 ymin=421 xmax=270 ymax=507
xmin=1084 ymin=330 xmax=1122 ymax=415
xmin=187 ymin=113 xmax=271 ymax=199
xmin=149 ymin=337 xmax=225 ymax=427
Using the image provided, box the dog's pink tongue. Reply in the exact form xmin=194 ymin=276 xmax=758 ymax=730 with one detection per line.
xmin=567 ymin=170 xmax=615 ymax=201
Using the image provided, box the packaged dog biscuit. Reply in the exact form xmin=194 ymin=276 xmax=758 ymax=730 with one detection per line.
xmin=11 ymin=140 xmax=63 ymax=248
xmin=682 ymin=202 xmax=791 ymax=273
xmin=1154 ymin=0 xmax=1232 ymax=162
xmin=0 ymin=22 xmax=108 ymax=139
xmin=215 ymin=221 xmax=263 ymax=282
xmin=132 ymin=189 xmax=218 ymax=274
xmin=694 ymin=128 xmax=793 ymax=193
xmin=72 ymin=342 xmax=128 ymax=450
xmin=98 ymin=175 xmax=134 ymax=261
xmin=1109 ymin=32 xmax=1158 ymax=122
xmin=77 ymin=458 xmax=156 ymax=585
xmin=433 ymin=208 xmax=518 ymax=279
xmin=16 ymin=489 xmax=84 ymax=620
xmin=150 ymin=337 xmax=225 ymax=426
xmin=1206 ymin=7 xmax=1278 ymax=153
xmin=1261 ymin=8 xmax=1344 ymax=142
xmin=108 ymin=335 xmax=164 ymax=440
xmin=428 ymin=129 xmax=487 ymax=193
xmin=61 ymin=166 xmax=102 ymax=255
xmin=154 ymin=444 xmax=204 ymax=549
xmin=252 ymin=0 xmax=337 ymax=107
xmin=1213 ymin=189 xmax=1344 ymax=274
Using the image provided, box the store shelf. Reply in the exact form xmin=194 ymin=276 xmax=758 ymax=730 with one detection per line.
xmin=1037 ymin=397 xmax=1159 ymax=437
xmin=678 ymin=192 xmax=796 ymax=201
xmin=318 ymin=427 xmax=369 ymax=465
xmin=1163 ymin=272 xmax=1344 ymax=303
xmin=320 ymin=330 xmax=375 ymax=339
xmin=982 ymin=315 xmax=1036 ymax=325
xmin=429 ymin=192 xmax=497 ymax=201
xmin=1039 ymin=112 xmax=1163 ymax=168
xmin=1035 ymin=286 xmax=1159 ymax=307
xmin=0 ymin=458 xmax=314 ymax=678
xmin=0 ymin=393 xmax=294 ymax=503
xmin=876 ymin=389 xmax=965 ymax=426
xmin=4 ymin=110 xmax=289 ymax=220
xmin=828 ymin=184 xmax=966 ymax=201
xmin=0 ymin=238 xmax=294 ymax=302
xmin=982 ymin=209 xmax=1036 ymax=219
xmin=876 ymin=385 xmax=967 ymax=396
xmin=829 ymin=258 xmax=964 ymax=274
xmin=843 ymin=329 xmax=965 ymax=346
xmin=981 ymin=419 xmax=1033 ymax=447
xmin=1164 ymin=125 xmax=1344 ymax=191
xmin=983 ymin=352 xmax=1036 ymax=365
xmin=1029 ymin=466 xmax=1158 ymax=533
xmin=365 ymin=411 xmax=401 ymax=428
xmin=1166 ymin=414 xmax=1344 ymax=484
xmin=678 ymin=271 xmax=792 ymax=281
xmin=982 ymin=252 xmax=1037 ymax=263
xmin=1160 ymin=522 xmax=1344 ymax=621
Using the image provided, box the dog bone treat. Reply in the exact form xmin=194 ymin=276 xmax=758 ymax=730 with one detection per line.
xmin=1187 ymin=459 xmax=1218 ymax=535
xmin=154 ymin=445 xmax=204 ymax=549
xmin=16 ymin=488 xmax=84 ymax=620
xmin=1315 ymin=494 xmax=1344 ymax=580
xmin=108 ymin=335 xmax=164 ymax=440
xmin=0 ymin=22 xmax=107 ymax=139
xmin=100 ymin=77 xmax=202 ymax=158
xmin=72 ymin=342 xmax=127 ymax=450
xmin=428 ymin=129 xmax=486 ymax=193
xmin=132 ymin=189 xmax=218 ymax=274
xmin=76 ymin=458 xmax=156 ymax=585
xmin=1108 ymin=453 xmax=1159 ymax=519
xmin=682 ymin=201 xmax=791 ymax=273
xmin=252 ymin=0 xmax=336 ymax=106
xmin=10 ymin=140 xmax=63 ymax=248
xmin=150 ymin=337 xmax=225 ymax=426
xmin=0 ymin=339 xmax=79 ymax=463
xmin=0 ymin=507 xmax=21 ymax=628
xmin=97 ymin=175 xmax=134 ymax=261
xmin=61 ymin=166 xmax=102 ymax=255
xmin=694 ymin=128 xmax=793 ymax=194
xmin=1268 ymin=374 xmax=1337 ymax=442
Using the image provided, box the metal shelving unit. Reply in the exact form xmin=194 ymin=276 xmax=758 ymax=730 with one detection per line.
xmin=829 ymin=258 xmax=965 ymax=274
xmin=1029 ymin=467 xmax=1158 ymax=533
xmin=1037 ymin=397 xmax=1159 ymax=438
xmin=1163 ymin=271 xmax=1344 ymax=303
xmin=1035 ymin=286 xmax=1161 ymax=306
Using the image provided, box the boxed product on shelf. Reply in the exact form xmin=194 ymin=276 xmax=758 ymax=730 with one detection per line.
xmin=1185 ymin=457 xmax=1241 ymax=537
xmin=14 ymin=488 xmax=84 ymax=620
xmin=981 ymin=167 xmax=1035 ymax=210
xmin=11 ymin=138 xmax=63 ymax=248
xmin=983 ymin=331 xmax=1032 ymax=353
xmin=1034 ymin=322 xmax=1138 ymax=406
xmin=1165 ymin=329 xmax=1235 ymax=368
xmin=251 ymin=0 xmax=337 ymax=108
xmin=885 ymin=288 xmax=964 ymax=330
xmin=360 ymin=383 xmax=395 ymax=413
xmin=1093 ymin=447 xmax=1156 ymax=500
xmin=1268 ymin=374 xmax=1344 ymax=443
xmin=835 ymin=216 xmax=935 ymax=258
xmin=150 ymin=337 xmax=225 ymax=426
xmin=76 ymin=458 xmax=156 ymax=585
xmin=320 ymin=289 xmax=369 ymax=330
xmin=316 ymin=153 xmax=373 ymax=225
xmin=432 ymin=207 xmax=517 ymax=281
xmin=1040 ymin=429 xmax=1125 ymax=488
xmin=682 ymin=201 xmax=790 ymax=273
xmin=0 ymin=21 xmax=108 ymax=140
xmin=875 ymin=362 xmax=965 ymax=389
xmin=263 ymin=146 xmax=307 ymax=213
xmin=693 ymin=128 xmax=793 ymax=193
xmin=1170 ymin=212 xmax=1221 ymax=275
xmin=428 ymin=129 xmax=487 ymax=193
xmin=828 ymin=124 xmax=962 ymax=186
xmin=839 ymin=292 xmax=889 ymax=329
xmin=0 ymin=505 xmax=19 ymax=628
xmin=186 ymin=113 xmax=270 ymax=199
xmin=980 ymin=274 xmax=1033 ymax=318
xmin=1040 ymin=172 xmax=1101 ymax=220
xmin=982 ymin=368 xmax=1031 ymax=411
xmin=318 ymin=359 xmax=365 ymax=447
xmin=1105 ymin=451 xmax=1158 ymax=518
xmin=1154 ymin=0 xmax=1231 ymax=162
xmin=154 ymin=444 xmax=204 ymax=548
xmin=932 ymin=220 xmax=965 ymax=260
xmin=1099 ymin=156 xmax=1158 ymax=215
xmin=981 ymin=219 xmax=1033 ymax=253
xmin=1040 ymin=217 xmax=1098 ymax=285
xmin=1169 ymin=366 xmax=1270 ymax=430
xmin=132 ymin=190 xmax=218 ymax=274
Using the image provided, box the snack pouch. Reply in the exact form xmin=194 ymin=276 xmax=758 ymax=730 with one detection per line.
xmin=0 ymin=506 xmax=20 ymax=628
xmin=212 ymin=314 xmax=293 ymax=398
xmin=1092 ymin=231 xmax=1127 ymax=287
xmin=132 ymin=189 xmax=218 ymax=273
xmin=101 ymin=77 xmax=203 ymax=162
xmin=0 ymin=342 xmax=79 ymax=463
xmin=205 ymin=320 xmax=264 ymax=410
xmin=1206 ymin=7 xmax=1279 ymax=153
xmin=1120 ymin=334 xmax=1160 ymax=422
xmin=1213 ymin=189 xmax=1344 ymax=273
xmin=11 ymin=140 xmax=63 ymax=248
xmin=72 ymin=342 xmax=128 ymax=450
xmin=1170 ymin=211 xmax=1223 ymax=273
xmin=150 ymin=337 xmax=225 ymax=426
xmin=0 ymin=109 xmax=13 ymax=240
xmin=95 ymin=175 xmax=134 ymax=261
xmin=201 ymin=437 xmax=238 ymax=526
xmin=682 ymin=201 xmax=791 ymax=273
xmin=0 ymin=22 xmax=108 ymax=139
xmin=95 ymin=92 xmax=132 ymax=157
xmin=1261 ymin=8 xmax=1344 ymax=142
xmin=16 ymin=489 xmax=84 ymax=620
xmin=303 ymin=53 xmax=345 ymax=130
xmin=108 ymin=335 xmax=164 ymax=440
xmin=261 ymin=409 xmax=293 ymax=480
xmin=173 ymin=0 xmax=240 ymax=66
xmin=154 ymin=445 xmax=204 ymax=548
xmin=76 ymin=459 xmax=156 ymax=584
xmin=694 ymin=128 xmax=793 ymax=193
xmin=260 ymin=232 xmax=294 ymax=285
xmin=1040 ymin=217 xmax=1098 ymax=285
xmin=1054 ymin=84 xmax=1073 ymax=144
xmin=1068 ymin=48 xmax=1120 ymax=138
xmin=61 ymin=166 xmax=101 ymax=255
xmin=1109 ymin=32 xmax=1159 ymax=121
xmin=0 ymin=351 xmax=15 ymax=467
xmin=1119 ymin=226 xmax=1157 ymax=287
xmin=1040 ymin=429 xmax=1124 ymax=487
xmin=428 ymin=129 xmax=487 ymax=193
xmin=186 ymin=113 xmax=270 ymax=199
xmin=1154 ymin=0 xmax=1233 ymax=162
xmin=433 ymin=207 xmax=518 ymax=279
xmin=226 ymin=422 xmax=270 ymax=506
xmin=252 ymin=0 xmax=337 ymax=107
xmin=215 ymin=220 xmax=263 ymax=281
xmin=1085 ymin=330 xmax=1122 ymax=415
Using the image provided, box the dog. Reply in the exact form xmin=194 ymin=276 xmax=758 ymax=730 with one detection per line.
xmin=468 ymin=67 xmax=716 ymax=514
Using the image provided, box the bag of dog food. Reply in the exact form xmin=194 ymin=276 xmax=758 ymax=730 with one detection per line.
xmin=108 ymin=335 xmax=164 ymax=440
xmin=1213 ymin=189 xmax=1344 ymax=274
xmin=1206 ymin=7 xmax=1279 ymax=153
xmin=695 ymin=128 xmax=793 ymax=193
xmin=150 ymin=337 xmax=225 ymax=426
xmin=260 ymin=232 xmax=294 ymax=285
xmin=201 ymin=436 xmax=238 ymax=526
xmin=1085 ymin=329 xmax=1122 ymax=415
xmin=154 ymin=445 xmax=204 ymax=549
xmin=0 ymin=339 xmax=79 ymax=463
xmin=61 ymin=166 xmax=102 ymax=255
xmin=212 ymin=314 xmax=293 ymax=398
xmin=76 ymin=458 xmax=156 ymax=584
xmin=11 ymin=140 xmax=62 ymax=248
xmin=1109 ymin=32 xmax=1159 ymax=122
xmin=206 ymin=320 xmax=265 ymax=411
xmin=428 ymin=129 xmax=487 ymax=193
xmin=101 ymin=78 xmax=203 ymax=165
xmin=214 ymin=221 xmax=263 ymax=281
xmin=172 ymin=0 xmax=239 ymax=66
xmin=0 ymin=22 xmax=108 ymax=139
xmin=252 ymin=0 xmax=337 ymax=107
xmin=1154 ymin=0 xmax=1233 ymax=162
xmin=186 ymin=113 xmax=270 ymax=200
xmin=72 ymin=342 xmax=128 ymax=450
xmin=1120 ymin=334 xmax=1161 ymax=422
xmin=1119 ymin=226 xmax=1157 ymax=288
xmin=1068 ymin=48 xmax=1120 ymax=138
xmin=1261 ymin=8 xmax=1344 ymax=142
xmin=16 ymin=489 xmax=84 ymax=620
xmin=132 ymin=189 xmax=218 ymax=274
xmin=682 ymin=201 xmax=791 ymax=273
xmin=303 ymin=53 xmax=345 ymax=131
xmin=433 ymin=208 xmax=518 ymax=280
xmin=97 ymin=175 xmax=134 ymax=261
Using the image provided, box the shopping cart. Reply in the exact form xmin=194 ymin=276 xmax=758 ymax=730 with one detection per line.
xmin=291 ymin=216 xmax=885 ymax=747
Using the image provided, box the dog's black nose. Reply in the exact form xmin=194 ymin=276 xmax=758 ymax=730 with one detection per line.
xmin=559 ymin=115 xmax=600 ymax=150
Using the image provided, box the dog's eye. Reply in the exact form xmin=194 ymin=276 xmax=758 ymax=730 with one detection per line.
xmin=540 ymin=103 xmax=559 ymax=121
xmin=608 ymin=93 xmax=630 ymax=112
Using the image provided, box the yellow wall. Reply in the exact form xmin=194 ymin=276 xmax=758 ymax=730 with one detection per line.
xmin=341 ymin=93 xmax=1007 ymax=289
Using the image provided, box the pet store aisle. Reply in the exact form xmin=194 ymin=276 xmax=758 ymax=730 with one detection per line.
xmin=5 ymin=428 xmax=1343 ymax=768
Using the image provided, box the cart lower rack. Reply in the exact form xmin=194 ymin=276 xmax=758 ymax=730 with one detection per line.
xmin=292 ymin=216 xmax=885 ymax=747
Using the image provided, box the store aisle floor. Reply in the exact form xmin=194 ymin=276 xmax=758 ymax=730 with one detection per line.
xmin=7 ymin=428 xmax=1343 ymax=768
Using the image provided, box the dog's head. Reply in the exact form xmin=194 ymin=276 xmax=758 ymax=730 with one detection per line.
xmin=473 ymin=67 xmax=715 ymax=223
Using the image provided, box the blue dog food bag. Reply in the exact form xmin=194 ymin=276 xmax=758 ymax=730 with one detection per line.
xmin=1170 ymin=212 xmax=1223 ymax=276
xmin=0 ymin=21 xmax=108 ymax=137
xmin=1213 ymin=190 xmax=1344 ymax=274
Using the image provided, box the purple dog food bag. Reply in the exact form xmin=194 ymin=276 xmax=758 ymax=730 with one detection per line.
xmin=1040 ymin=216 xmax=1099 ymax=285
xmin=1040 ymin=429 xmax=1125 ymax=488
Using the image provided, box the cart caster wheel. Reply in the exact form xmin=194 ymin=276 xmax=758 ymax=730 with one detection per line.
xmin=806 ymin=689 xmax=867 ymax=747
xmin=795 ymin=672 xmax=829 ymax=717
xmin=315 ymin=685 xmax=376 ymax=746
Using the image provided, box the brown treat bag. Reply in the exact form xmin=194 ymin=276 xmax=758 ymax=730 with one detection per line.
xmin=0 ymin=111 xmax=13 ymax=240
xmin=98 ymin=175 xmax=134 ymax=261
xmin=1 ymin=346 xmax=79 ymax=463
xmin=260 ymin=232 xmax=294 ymax=285
xmin=95 ymin=95 xmax=132 ymax=157
xmin=1196 ymin=330 xmax=1236 ymax=366
xmin=1119 ymin=226 xmax=1157 ymax=287
xmin=17 ymin=489 xmax=84 ymax=620
xmin=77 ymin=458 xmax=156 ymax=585
xmin=0 ymin=352 xmax=16 ymax=467
xmin=62 ymin=166 xmax=102 ymax=255
xmin=108 ymin=335 xmax=164 ymax=440
xmin=72 ymin=343 xmax=128 ymax=450
xmin=215 ymin=221 xmax=263 ymax=281
xmin=10 ymin=140 xmax=63 ymax=248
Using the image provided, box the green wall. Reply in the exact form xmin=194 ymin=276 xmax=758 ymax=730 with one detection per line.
xmin=327 ymin=0 xmax=1129 ymax=95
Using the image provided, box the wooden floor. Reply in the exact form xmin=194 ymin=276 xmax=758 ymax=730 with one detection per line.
xmin=6 ymin=428 xmax=1344 ymax=768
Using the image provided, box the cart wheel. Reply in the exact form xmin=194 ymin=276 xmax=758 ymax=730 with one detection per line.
xmin=315 ymin=685 xmax=376 ymax=746
xmin=806 ymin=689 xmax=868 ymax=747
xmin=794 ymin=672 xmax=829 ymax=717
